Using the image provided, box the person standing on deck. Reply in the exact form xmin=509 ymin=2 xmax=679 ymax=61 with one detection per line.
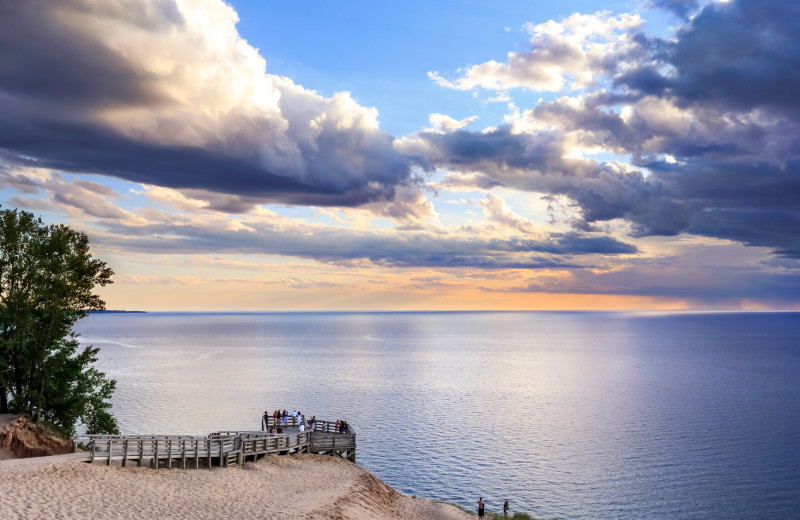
xmin=478 ymin=498 xmax=485 ymax=519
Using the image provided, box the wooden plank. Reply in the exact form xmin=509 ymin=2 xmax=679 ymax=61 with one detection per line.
xmin=80 ymin=418 xmax=355 ymax=468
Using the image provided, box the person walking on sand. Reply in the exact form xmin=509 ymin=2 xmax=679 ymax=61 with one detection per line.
xmin=478 ymin=497 xmax=485 ymax=519
xmin=504 ymin=500 xmax=509 ymax=517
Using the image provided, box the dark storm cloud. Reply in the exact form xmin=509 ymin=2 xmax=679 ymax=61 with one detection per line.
xmin=0 ymin=108 xmax=328 ymax=198
xmin=640 ymin=158 xmax=800 ymax=255
xmin=0 ymin=108 xmax=409 ymax=206
xmin=620 ymin=0 xmax=800 ymax=114
xmin=0 ymin=0 xmax=412 ymax=208
xmin=420 ymin=118 xmax=797 ymax=251
xmin=689 ymin=209 xmax=800 ymax=258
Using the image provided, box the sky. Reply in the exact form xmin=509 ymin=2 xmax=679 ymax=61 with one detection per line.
xmin=1 ymin=0 xmax=799 ymax=311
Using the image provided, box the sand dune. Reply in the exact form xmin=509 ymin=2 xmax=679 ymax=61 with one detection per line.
xmin=0 ymin=453 xmax=473 ymax=520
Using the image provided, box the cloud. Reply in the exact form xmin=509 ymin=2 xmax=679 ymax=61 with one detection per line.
xmin=1 ymin=160 xmax=636 ymax=269
xmin=429 ymin=12 xmax=645 ymax=92
xmin=647 ymin=0 xmax=701 ymax=19
xmin=480 ymin=193 xmax=544 ymax=237
xmin=427 ymin=114 xmax=479 ymax=133
xmin=362 ymin=187 xmax=437 ymax=230
xmin=402 ymin=125 xmax=692 ymax=236
xmin=0 ymin=168 xmax=134 ymax=220
xmin=617 ymin=0 xmax=800 ymax=115
xmin=90 ymin=213 xmax=635 ymax=270
xmin=0 ymin=0 xmax=411 ymax=209
xmin=494 ymin=242 xmax=800 ymax=306
xmin=418 ymin=0 xmax=800 ymax=257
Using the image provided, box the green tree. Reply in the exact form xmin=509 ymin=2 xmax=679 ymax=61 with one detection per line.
xmin=0 ymin=207 xmax=119 ymax=437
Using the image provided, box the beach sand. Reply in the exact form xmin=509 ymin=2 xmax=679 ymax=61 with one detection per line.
xmin=0 ymin=452 xmax=473 ymax=520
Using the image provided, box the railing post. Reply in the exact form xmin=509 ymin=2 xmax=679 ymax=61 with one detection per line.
xmin=167 ymin=439 xmax=172 ymax=469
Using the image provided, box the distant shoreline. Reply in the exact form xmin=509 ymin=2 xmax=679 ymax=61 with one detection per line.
xmin=84 ymin=310 xmax=147 ymax=314
xmin=83 ymin=309 xmax=799 ymax=315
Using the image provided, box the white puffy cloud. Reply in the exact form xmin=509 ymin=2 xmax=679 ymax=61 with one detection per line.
xmin=480 ymin=193 xmax=545 ymax=238
xmin=429 ymin=12 xmax=644 ymax=93
xmin=427 ymin=114 xmax=479 ymax=133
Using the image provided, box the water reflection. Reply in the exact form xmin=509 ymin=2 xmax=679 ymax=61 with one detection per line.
xmin=76 ymin=311 xmax=800 ymax=519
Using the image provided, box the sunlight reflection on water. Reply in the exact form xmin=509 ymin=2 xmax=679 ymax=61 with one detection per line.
xmin=76 ymin=311 xmax=800 ymax=519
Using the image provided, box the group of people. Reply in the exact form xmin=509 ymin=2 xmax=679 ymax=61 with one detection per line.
xmin=263 ymin=409 xmax=304 ymax=433
xmin=261 ymin=409 xmax=351 ymax=435
xmin=264 ymin=409 xmax=303 ymax=427
xmin=477 ymin=497 xmax=510 ymax=518
xmin=262 ymin=409 xmax=322 ymax=434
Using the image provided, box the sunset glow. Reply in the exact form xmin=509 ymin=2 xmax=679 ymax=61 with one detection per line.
xmin=1 ymin=0 xmax=798 ymax=311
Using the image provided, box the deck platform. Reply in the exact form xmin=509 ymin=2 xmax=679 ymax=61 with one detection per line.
xmin=75 ymin=419 xmax=356 ymax=469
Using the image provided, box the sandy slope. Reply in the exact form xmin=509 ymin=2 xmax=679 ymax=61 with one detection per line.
xmin=0 ymin=414 xmax=16 ymax=460
xmin=0 ymin=452 xmax=472 ymax=520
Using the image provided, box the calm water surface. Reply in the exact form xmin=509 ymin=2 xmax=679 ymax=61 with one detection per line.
xmin=75 ymin=311 xmax=800 ymax=519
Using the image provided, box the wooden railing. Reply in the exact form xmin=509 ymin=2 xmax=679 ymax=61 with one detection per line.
xmin=264 ymin=416 xmax=304 ymax=427
xmin=75 ymin=434 xmax=236 ymax=469
xmin=76 ymin=419 xmax=356 ymax=469
xmin=311 ymin=421 xmax=355 ymax=435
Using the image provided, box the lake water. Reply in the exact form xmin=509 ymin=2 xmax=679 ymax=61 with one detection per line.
xmin=75 ymin=311 xmax=800 ymax=519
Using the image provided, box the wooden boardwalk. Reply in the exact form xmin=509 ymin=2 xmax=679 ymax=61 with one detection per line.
xmin=75 ymin=419 xmax=356 ymax=470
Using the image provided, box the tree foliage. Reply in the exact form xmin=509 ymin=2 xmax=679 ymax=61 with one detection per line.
xmin=0 ymin=207 xmax=119 ymax=437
